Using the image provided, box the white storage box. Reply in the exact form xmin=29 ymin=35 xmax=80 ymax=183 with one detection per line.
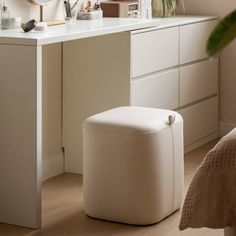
xmin=83 ymin=106 xmax=184 ymax=225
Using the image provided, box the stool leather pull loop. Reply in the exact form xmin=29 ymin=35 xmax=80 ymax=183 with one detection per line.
xmin=168 ymin=114 xmax=176 ymax=126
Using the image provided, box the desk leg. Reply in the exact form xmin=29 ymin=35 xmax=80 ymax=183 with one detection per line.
xmin=0 ymin=44 xmax=42 ymax=228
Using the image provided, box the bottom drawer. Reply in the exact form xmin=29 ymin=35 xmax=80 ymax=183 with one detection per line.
xmin=179 ymin=96 xmax=219 ymax=146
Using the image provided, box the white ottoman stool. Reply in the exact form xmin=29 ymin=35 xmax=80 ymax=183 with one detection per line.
xmin=83 ymin=106 xmax=184 ymax=225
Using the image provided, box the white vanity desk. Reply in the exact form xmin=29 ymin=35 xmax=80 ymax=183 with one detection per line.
xmin=0 ymin=16 xmax=218 ymax=229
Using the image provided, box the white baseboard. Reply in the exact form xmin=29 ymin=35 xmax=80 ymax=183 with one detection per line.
xmin=184 ymin=132 xmax=219 ymax=154
xmin=42 ymin=153 xmax=64 ymax=181
xmin=220 ymin=122 xmax=236 ymax=137
xmin=184 ymin=123 xmax=236 ymax=154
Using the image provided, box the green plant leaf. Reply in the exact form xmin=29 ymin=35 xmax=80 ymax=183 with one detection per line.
xmin=207 ymin=10 xmax=236 ymax=56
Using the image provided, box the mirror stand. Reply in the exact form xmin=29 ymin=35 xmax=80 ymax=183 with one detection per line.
xmin=27 ymin=0 xmax=66 ymax=25
xmin=40 ymin=5 xmax=43 ymax=22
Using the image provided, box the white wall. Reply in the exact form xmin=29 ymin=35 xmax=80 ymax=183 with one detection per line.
xmin=4 ymin=0 xmax=90 ymax=22
xmin=184 ymin=0 xmax=236 ymax=134
xmin=4 ymin=0 xmax=64 ymax=22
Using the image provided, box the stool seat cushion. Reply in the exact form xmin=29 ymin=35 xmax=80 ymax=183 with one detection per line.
xmin=84 ymin=106 xmax=182 ymax=135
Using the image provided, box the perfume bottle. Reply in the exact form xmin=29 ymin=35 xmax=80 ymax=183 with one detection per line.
xmin=1 ymin=1 xmax=10 ymax=29
xmin=1 ymin=1 xmax=9 ymax=19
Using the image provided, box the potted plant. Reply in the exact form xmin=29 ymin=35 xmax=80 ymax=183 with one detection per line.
xmin=207 ymin=10 xmax=236 ymax=55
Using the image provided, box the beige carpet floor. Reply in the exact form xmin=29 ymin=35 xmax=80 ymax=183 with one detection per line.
xmin=0 ymin=140 xmax=224 ymax=236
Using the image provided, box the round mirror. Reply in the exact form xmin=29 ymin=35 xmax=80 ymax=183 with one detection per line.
xmin=27 ymin=0 xmax=54 ymax=6
xmin=27 ymin=0 xmax=54 ymax=21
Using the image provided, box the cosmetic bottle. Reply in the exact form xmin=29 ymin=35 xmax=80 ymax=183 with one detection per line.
xmin=1 ymin=1 xmax=9 ymax=19
xmin=1 ymin=1 xmax=10 ymax=29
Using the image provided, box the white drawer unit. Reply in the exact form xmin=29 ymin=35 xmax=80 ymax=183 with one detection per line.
xmin=131 ymin=69 xmax=179 ymax=109
xmin=180 ymin=20 xmax=217 ymax=64
xmin=180 ymin=57 xmax=219 ymax=106
xmin=179 ymin=97 xmax=219 ymax=147
xmin=130 ymin=17 xmax=219 ymax=152
xmin=131 ymin=27 xmax=179 ymax=77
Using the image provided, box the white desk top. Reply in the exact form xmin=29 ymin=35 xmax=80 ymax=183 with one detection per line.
xmin=0 ymin=18 xmax=159 ymax=46
xmin=0 ymin=16 xmax=217 ymax=46
xmin=131 ymin=15 xmax=217 ymax=34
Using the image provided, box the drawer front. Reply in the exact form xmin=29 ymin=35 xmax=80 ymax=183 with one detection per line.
xmin=180 ymin=57 xmax=219 ymax=106
xmin=179 ymin=96 xmax=218 ymax=146
xmin=180 ymin=20 xmax=217 ymax=64
xmin=131 ymin=27 xmax=179 ymax=77
xmin=131 ymin=69 xmax=179 ymax=109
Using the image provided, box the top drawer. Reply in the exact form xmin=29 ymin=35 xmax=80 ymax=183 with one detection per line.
xmin=131 ymin=27 xmax=179 ymax=78
xmin=180 ymin=20 xmax=217 ymax=65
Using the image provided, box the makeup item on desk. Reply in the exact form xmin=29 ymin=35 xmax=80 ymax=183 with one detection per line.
xmin=0 ymin=0 xmax=22 ymax=30
xmin=34 ymin=21 xmax=48 ymax=31
xmin=85 ymin=0 xmax=93 ymax=11
xmin=22 ymin=19 xmax=47 ymax=32
xmin=1 ymin=0 xmax=10 ymax=19
xmin=22 ymin=19 xmax=37 ymax=32
xmin=64 ymin=0 xmax=79 ymax=19
xmin=77 ymin=10 xmax=103 ymax=20
xmin=64 ymin=0 xmax=72 ymax=19
xmin=70 ymin=0 xmax=79 ymax=18
xmin=71 ymin=0 xmax=79 ymax=11
xmin=1 ymin=17 xmax=22 ymax=29
xmin=77 ymin=0 xmax=103 ymax=20
xmin=1 ymin=0 xmax=9 ymax=28
xmin=94 ymin=2 xmax=101 ymax=10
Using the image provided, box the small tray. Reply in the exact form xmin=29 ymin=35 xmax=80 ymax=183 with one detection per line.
xmin=77 ymin=10 xmax=103 ymax=20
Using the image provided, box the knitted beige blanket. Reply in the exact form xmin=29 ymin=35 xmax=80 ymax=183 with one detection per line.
xmin=179 ymin=128 xmax=236 ymax=230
